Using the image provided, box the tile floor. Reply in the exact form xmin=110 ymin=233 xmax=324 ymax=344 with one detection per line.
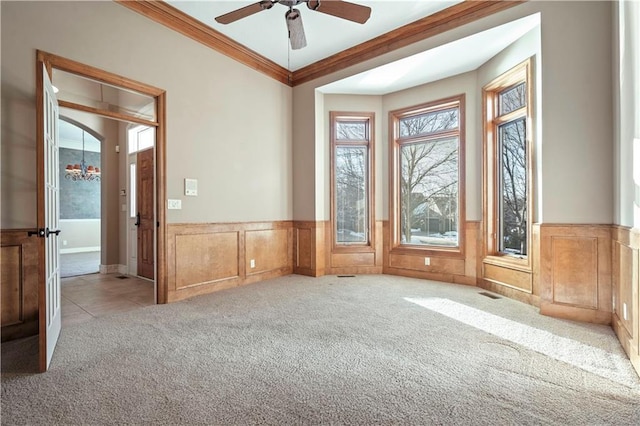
xmin=61 ymin=273 xmax=155 ymax=327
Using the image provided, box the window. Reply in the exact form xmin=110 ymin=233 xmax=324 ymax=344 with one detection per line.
xmin=330 ymin=112 xmax=374 ymax=247
xmin=128 ymin=125 xmax=154 ymax=154
xmin=483 ymin=60 xmax=533 ymax=263
xmin=390 ymin=95 xmax=465 ymax=253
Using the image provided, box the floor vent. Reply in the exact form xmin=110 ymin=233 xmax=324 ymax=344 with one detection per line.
xmin=337 ymin=275 xmax=356 ymax=278
xmin=479 ymin=291 xmax=501 ymax=299
xmin=116 ymin=275 xmax=129 ymax=280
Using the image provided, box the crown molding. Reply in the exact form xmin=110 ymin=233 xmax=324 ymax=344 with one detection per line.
xmin=116 ymin=0 xmax=525 ymax=88
xmin=115 ymin=0 xmax=292 ymax=85
xmin=291 ymin=1 xmax=525 ymax=86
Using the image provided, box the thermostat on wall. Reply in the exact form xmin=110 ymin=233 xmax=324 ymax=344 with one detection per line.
xmin=185 ymin=178 xmax=198 ymax=196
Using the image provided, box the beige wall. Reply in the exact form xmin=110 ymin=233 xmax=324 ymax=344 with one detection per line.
xmin=1 ymin=0 xmax=293 ymax=229
xmin=292 ymin=1 xmax=614 ymax=226
xmin=59 ymin=219 xmax=100 ymax=253
xmin=536 ymin=1 xmax=612 ymax=224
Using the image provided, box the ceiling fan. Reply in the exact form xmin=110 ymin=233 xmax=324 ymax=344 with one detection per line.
xmin=215 ymin=0 xmax=372 ymax=50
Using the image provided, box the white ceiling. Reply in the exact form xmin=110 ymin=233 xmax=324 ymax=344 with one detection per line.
xmin=165 ymin=1 xmax=539 ymax=95
xmin=166 ymin=0 xmax=464 ymax=70
xmin=319 ymin=13 xmax=540 ymax=95
xmin=59 ymin=119 xmax=101 ymax=153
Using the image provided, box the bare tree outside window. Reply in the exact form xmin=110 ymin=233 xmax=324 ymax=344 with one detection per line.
xmin=335 ymin=145 xmax=367 ymax=243
xmin=333 ymin=117 xmax=370 ymax=245
xmin=483 ymin=60 xmax=532 ymax=262
xmin=398 ymin=106 xmax=460 ymax=246
xmin=497 ymin=83 xmax=527 ymax=255
xmin=499 ymin=119 xmax=527 ymax=254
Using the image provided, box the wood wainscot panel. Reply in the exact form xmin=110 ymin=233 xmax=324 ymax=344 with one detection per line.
xmin=384 ymin=220 xmax=475 ymax=285
xmin=326 ymin=221 xmax=383 ymax=275
xmin=167 ymin=222 xmax=292 ymax=302
xmin=293 ymin=221 xmax=326 ymax=277
xmin=389 ymin=253 xmax=465 ymax=275
xmin=1 ymin=230 xmax=39 ymax=342
xmin=483 ymin=263 xmax=532 ymax=293
xmin=246 ymin=228 xmax=291 ymax=275
xmin=477 ymin=224 xmax=539 ymax=306
xmin=330 ymin=252 xmax=375 ymax=268
xmin=613 ymin=239 xmax=634 ymax=349
xmin=295 ymin=227 xmax=312 ymax=271
xmin=539 ymin=224 xmax=612 ymax=324
xmin=611 ymin=226 xmax=640 ymax=378
xmin=551 ymin=237 xmax=598 ymax=308
xmin=175 ymin=232 xmax=239 ymax=290
xmin=465 ymin=221 xmax=480 ymax=281
xmin=2 ymin=246 xmax=22 ymax=325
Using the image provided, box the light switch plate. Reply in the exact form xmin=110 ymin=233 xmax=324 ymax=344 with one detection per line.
xmin=168 ymin=199 xmax=182 ymax=210
xmin=185 ymin=178 xmax=198 ymax=196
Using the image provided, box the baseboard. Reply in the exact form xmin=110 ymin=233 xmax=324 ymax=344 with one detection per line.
xmin=61 ymin=246 xmax=100 ymax=254
xmin=100 ymin=264 xmax=126 ymax=274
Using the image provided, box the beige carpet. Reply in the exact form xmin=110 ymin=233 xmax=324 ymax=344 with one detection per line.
xmin=2 ymin=274 xmax=639 ymax=425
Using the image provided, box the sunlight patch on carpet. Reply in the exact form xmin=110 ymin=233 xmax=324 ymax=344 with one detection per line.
xmin=405 ymin=297 xmax=638 ymax=389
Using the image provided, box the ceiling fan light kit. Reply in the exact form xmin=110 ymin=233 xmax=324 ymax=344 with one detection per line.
xmin=215 ymin=0 xmax=371 ymax=50
xmin=285 ymin=8 xmax=307 ymax=50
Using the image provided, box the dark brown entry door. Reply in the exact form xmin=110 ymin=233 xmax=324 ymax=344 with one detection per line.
xmin=136 ymin=148 xmax=154 ymax=279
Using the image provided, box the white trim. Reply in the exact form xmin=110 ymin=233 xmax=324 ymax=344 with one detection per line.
xmin=118 ymin=264 xmax=128 ymax=275
xmin=60 ymin=246 xmax=100 ymax=254
xmin=59 ymin=218 xmax=101 ymax=223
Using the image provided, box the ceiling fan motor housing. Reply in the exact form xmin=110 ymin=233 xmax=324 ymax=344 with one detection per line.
xmin=280 ymin=0 xmax=305 ymax=7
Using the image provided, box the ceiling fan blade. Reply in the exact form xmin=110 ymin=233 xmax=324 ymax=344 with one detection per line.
xmin=307 ymin=0 xmax=371 ymax=24
xmin=215 ymin=1 xmax=275 ymax=25
xmin=285 ymin=8 xmax=307 ymax=50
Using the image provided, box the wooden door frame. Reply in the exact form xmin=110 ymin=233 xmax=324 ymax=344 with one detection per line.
xmin=36 ymin=50 xmax=168 ymax=304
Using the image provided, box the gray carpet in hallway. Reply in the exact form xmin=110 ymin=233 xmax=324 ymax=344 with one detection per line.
xmin=2 ymin=274 xmax=639 ymax=425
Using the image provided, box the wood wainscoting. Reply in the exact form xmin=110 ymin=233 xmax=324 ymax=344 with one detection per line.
xmin=539 ymin=224 xmax=612 ymax=324
xmin=477 ymin=225 xmax=539 ymax=306
xmin=293 ymin=220 xmax=384 ymax=276
xmin=166 ymin=222 xmax=293 ymax=302
xmin=324 ymin=221 xmax=384 ymax=275
xmin=612 ymin=226 xmax=639 ymax=376
xmin=383 ymin=221 xmax=480 ymax=286
xmin=292 ymin=221 xmax=326 ymax=277
xmin=1 ymin=229 xmax=39 ymax=341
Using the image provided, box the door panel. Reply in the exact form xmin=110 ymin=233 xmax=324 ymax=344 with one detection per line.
xmin=38 ymin=64 xmax=62 ymax=372
xmin=137 ymin=148 xmax=154 ymax=280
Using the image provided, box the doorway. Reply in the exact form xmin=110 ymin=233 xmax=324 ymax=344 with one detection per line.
xmin=58 ymin=117 xmax=102 ymax=278
xmin=127 ymin=125 xmax=156 ymax=280
xmin=36 ymin=51 xmax=167 ymax=371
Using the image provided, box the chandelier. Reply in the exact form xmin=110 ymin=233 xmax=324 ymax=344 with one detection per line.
xmin=65 ymin=129 xmax=100 ymax=182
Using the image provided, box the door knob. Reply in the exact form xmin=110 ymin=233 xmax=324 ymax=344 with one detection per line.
xmin=45 ymin=228 xmax=61 ymax=237
xmin=44 ymin=228 xmax=60 ymax=238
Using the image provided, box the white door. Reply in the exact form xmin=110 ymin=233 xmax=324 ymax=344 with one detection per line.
xmin=39 ymin=64 xmax=62 ymax=371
